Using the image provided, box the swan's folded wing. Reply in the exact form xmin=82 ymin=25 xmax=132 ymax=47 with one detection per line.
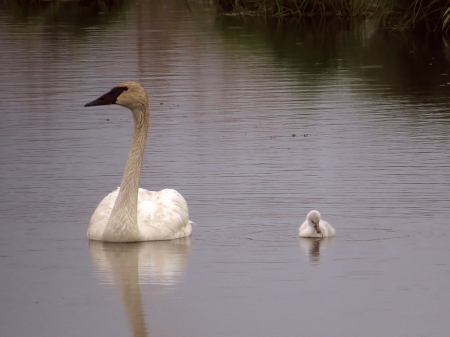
xmin=320 ymin=220 xmax=336 ymax=237
xmin=88 ymin=188 xmax=120 ymax=240
xmin=137 ymin=188 xmax=192 ymax=240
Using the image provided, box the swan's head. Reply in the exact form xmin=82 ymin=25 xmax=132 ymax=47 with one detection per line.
xmin=84 ymin=81 xmax=149 ymax=111
xmin=307 ymin=210 xmax=322 ymax=234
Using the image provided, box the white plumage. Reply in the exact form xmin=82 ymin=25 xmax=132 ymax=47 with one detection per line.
xmin=85 ymin=81 xmax=193 ymax=242
xmin=88 ymin=188 xmax=193 ymax=241
xmin=299 ymin=210 xmax=335 ymax=238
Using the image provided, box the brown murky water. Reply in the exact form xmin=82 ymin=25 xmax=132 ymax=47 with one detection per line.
xmin=1 ymin=1 xmax=450 ymax=336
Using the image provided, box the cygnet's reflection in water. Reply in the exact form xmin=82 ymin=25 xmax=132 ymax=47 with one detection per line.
xmin=89 ymin=238 xmax=192 ymax=337
xmin=299 ymin=237 xmax=334 ymax=264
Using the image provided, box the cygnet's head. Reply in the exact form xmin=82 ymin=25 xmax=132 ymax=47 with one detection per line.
xmin=307 ymin=210 xmax=322 ymax=234
xmin=84 ymin=81 xmax=148 ymax=111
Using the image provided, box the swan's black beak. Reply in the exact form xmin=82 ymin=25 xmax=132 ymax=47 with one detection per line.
xmin=84 ymin=86 xmax=128 ymax=107
xmin=314 ymin=224 xmax=321 ymax=234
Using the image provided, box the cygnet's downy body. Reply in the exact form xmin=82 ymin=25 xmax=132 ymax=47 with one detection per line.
xmin=299 ymin=210 xmax=335 ymax=238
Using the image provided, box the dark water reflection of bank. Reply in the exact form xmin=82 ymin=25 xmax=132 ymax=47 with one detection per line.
xmin=216 ymin=15 xmax=450 ymax=98
xmin=0 ymin=0 xmax=134 ymax=36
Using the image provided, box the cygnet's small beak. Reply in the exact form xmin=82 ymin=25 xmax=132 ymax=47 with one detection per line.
xmin=314 ymin=224 xmax=322 ymax=234
xmin=84 ymin=86 xmax=127 ymax=107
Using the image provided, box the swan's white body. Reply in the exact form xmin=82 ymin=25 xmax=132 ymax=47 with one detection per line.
xmin=299 ymin=210 xmax=335 ymax=238
xmin=88 ymin=188 xmax=192 ymax=241
xmin=85 ymin=81 xmax=193 ymax=242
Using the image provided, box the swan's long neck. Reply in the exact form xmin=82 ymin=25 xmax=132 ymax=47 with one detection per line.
xmin=103 ymin=103 xmax=150 ymax=242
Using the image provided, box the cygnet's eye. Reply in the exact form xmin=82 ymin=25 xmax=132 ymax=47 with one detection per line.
xmin=123 ymin=86 xmax=129 ymax=91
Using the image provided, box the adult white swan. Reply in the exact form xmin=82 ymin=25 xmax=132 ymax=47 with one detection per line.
xmin=85 ymin=81 xmax=193 ymax=242
xmin=299 ymin=210 xmax=335 ymax=238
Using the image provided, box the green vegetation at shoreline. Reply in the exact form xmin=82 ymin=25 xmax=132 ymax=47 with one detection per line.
xmin=215 ymin=0 xmax=450 ymax=32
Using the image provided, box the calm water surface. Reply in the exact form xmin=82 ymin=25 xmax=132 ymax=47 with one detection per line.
xmin=1 ymin=1 xmax=450 ymax=336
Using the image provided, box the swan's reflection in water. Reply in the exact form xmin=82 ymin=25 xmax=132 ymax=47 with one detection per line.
xmin=299 ymin=237 xmax=334 ymax=264
xmin=89 ymin=238 xmax=192 ymax=337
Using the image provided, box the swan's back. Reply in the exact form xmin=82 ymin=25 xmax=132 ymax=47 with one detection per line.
xmin=88 ymin=188 xmax=192 ymax=241
xmin=138 ymin=188 xmax=192 ymax=240
xmin=318 ymin=220 xmax=335 ymax=237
